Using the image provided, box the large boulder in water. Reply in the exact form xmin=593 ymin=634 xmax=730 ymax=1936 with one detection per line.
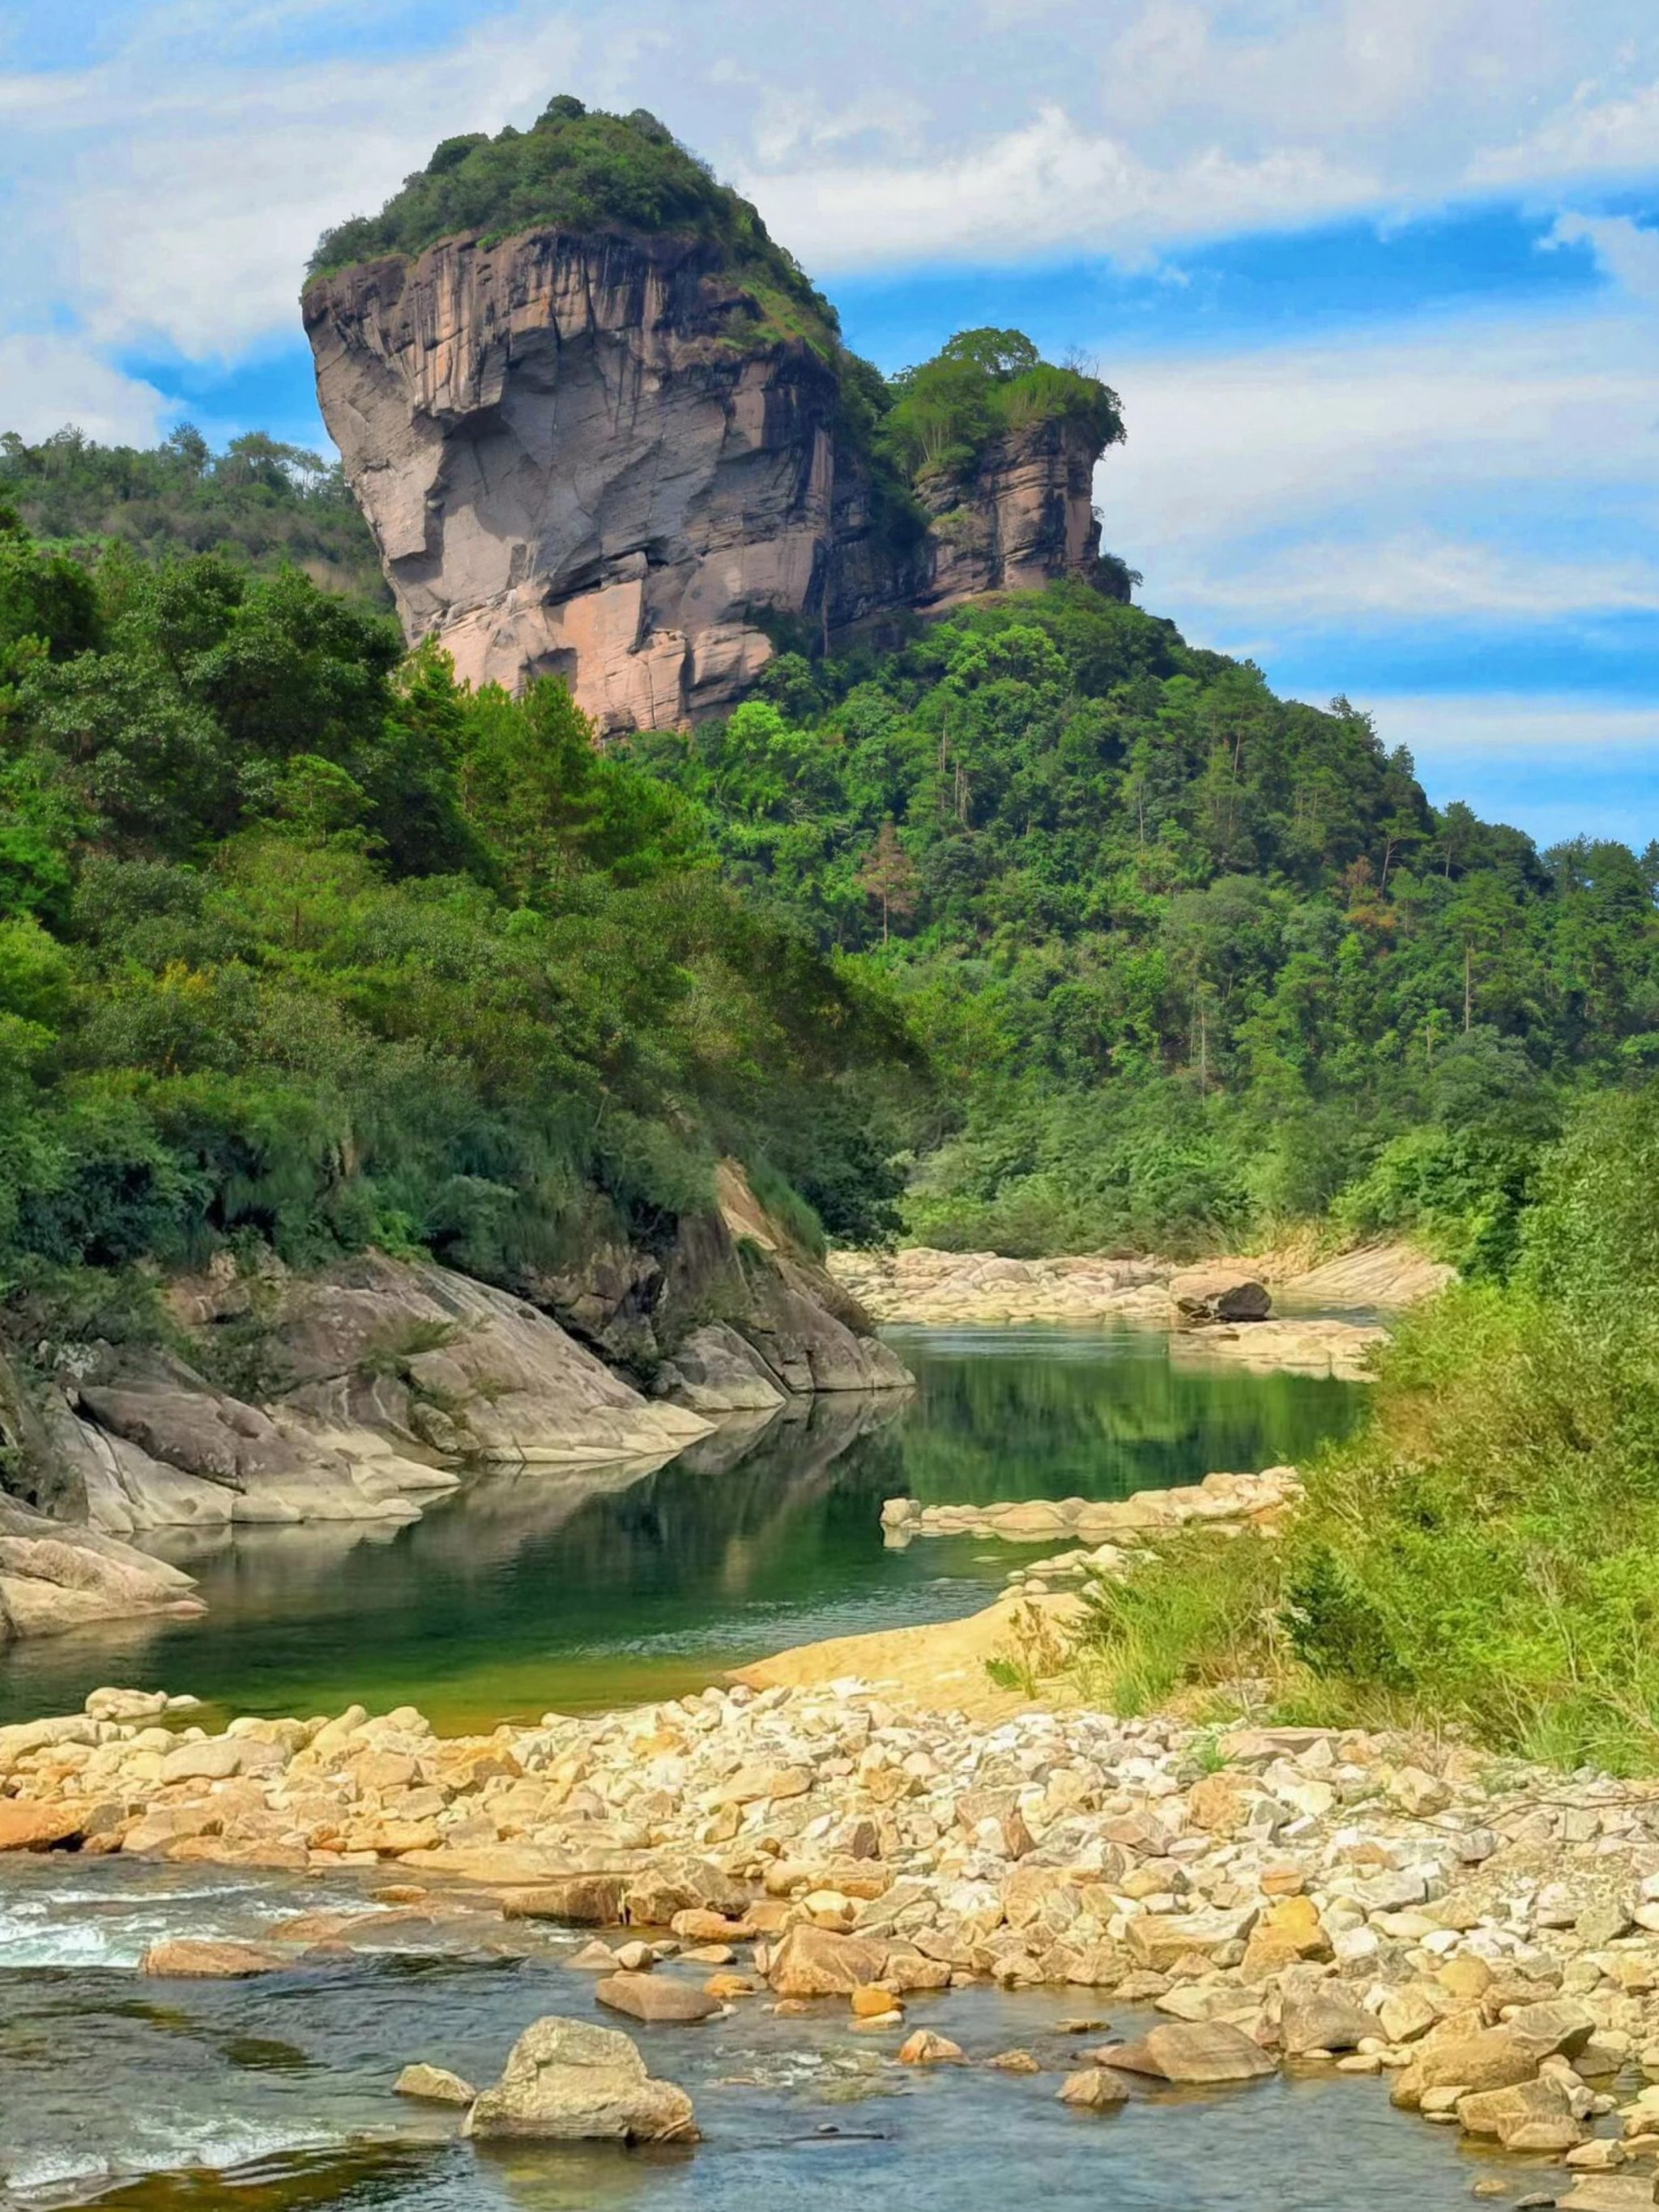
xmin=463 ymin=2015 xmax=697 ymax=2142
xmin=1170 ymin=1268 xmax=1272 ymax=1325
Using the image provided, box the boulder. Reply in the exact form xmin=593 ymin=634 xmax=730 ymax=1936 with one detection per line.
xmin=394 ymin=2064 xmax=476 ymax=2106
xmin=625 ymin=1856 xmax=752 ymax=1925
xmin=0 ymin=1492 xmax=204 ymax=1641
xmin=595 ymin=1973 xmax=720 ymax=2026
xmin=1102 ymin=2022 xmax=1276 ymax=2085
xmin=766 ymin=1924 xmax=889 ymax=1997
xmin=500 ymin=1876 xmax=629 ymax=1926
xmin=0 ymin=1800 xmax=84 ymax=1851
xmin=898 ymin=2031 xmax=964 ymax=2065
xmin=659 ymin=1326 xmax=787 ymax=1416
xmin=1457 ymin=2076 xmax=1587 ymax=2152
xmin=463 ymin=2015 xmax=697 ymax=2143
xmin=1058 ymin=2068 xmax=1130 ymax=2110
xmin=1170 ymin=1269 xmax=1272 ymax=1324
xmin=141 ymin=1940 xmax=290 ymax=1979
xmin=1392 ymin=2026 xmax=1549 ymax=2107
xmin=1278 ymin=1972 xmax=1376 ymax=2056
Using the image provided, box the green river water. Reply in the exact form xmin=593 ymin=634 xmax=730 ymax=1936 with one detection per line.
xmin=0 ymin=1325 xmax=1362 ymax=1732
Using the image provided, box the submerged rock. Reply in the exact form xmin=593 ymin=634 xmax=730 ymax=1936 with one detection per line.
xmin=463 ymin=2015 xmax=697 ymax=2143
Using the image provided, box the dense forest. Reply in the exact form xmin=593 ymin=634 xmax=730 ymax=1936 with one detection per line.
xmin=4 ymin=420 xmax=1657 ymax=1313
xmin=0 ymin=492 xmax=911 ymax=1352
xmin=628 ymin=586 xmax=1659 ymax=1269
xmin=1 ymin=425 xmax=387 ymax=604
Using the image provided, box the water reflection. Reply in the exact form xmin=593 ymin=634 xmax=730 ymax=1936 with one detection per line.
xmin=0 ymin=1327 xmax=1361 ymax=1732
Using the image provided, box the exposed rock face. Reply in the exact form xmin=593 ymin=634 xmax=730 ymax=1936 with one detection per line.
xmin=543 ymin=1159 xmax=911 ymax=1402
xmin=0 ymin=1491 xmax=204 ymax=1642
xmin=913 ymin=414 xmax=1105 ymax=613
xmin=305 ymin=230 xmax=1115 ymax=731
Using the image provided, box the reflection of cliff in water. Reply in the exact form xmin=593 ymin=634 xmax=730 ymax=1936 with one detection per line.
xmin=0 ymin=1390 xmax=911 ymax=1726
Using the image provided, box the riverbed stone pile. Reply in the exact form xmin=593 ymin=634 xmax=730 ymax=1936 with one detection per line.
xmin=11 ymin=1683 xmax=1659 ymax=2180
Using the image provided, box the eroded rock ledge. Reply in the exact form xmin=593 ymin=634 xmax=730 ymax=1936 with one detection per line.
xmin=0 ymin=1164 xmax=906 ymax=1637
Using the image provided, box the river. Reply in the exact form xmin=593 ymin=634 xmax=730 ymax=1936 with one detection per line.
xmin=3 ymin=1322 xmax=1506 ymax=2212
xmin=0 ymin=1325 xmax=1362 ymax=1732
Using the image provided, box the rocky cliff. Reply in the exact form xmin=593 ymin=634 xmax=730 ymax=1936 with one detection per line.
xmin=304 ymin=230 xmax=1116 ymax=732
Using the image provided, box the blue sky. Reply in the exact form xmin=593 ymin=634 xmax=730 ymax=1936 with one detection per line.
xmin=2 ymin=2 xmax=1658 ymax=850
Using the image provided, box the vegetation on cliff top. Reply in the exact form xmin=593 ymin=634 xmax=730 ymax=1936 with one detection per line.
xmin=306 ymin=96 xmax=841 ymax=350
xmin=306 ymin=101 xmax=1122 ymax=496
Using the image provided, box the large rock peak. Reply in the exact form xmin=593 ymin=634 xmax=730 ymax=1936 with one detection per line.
xmin=305 ymin=226 xmax=1120 ymax=731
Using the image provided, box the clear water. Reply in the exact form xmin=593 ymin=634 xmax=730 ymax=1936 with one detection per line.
xmin=0 ymin=1326 xmax=1362 ymax=1734
xmin=0 ymin=1334 xmax=1522 ymax=2208
xmin=0 ymin=1857 xmax=1529 ymax=2212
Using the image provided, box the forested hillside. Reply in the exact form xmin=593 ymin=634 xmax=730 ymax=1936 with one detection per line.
xmin=629 ymin=584 xmax=1659 ymax=1266
xmin=0 ymin=499 xmax=909 ymax=1352
xmin=6 ymin=416 xmax=1657 ymax=1291
xmin=1 ymin=426 xmax=386 ymax=604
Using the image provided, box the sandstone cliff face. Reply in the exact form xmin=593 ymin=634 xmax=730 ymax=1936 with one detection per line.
xmin=305 ymin=231 xmax=839 ymax=733
xmin=306 ymin=228 xmax=1113 ymax=731
xmin=911 ymin=416 xmax=1105 ymax=613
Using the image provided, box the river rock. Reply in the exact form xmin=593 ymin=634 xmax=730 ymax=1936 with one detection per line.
xmin=1170 ymin=1270 xmax=1272 ymax=1324
xmin=898 ymin=2031 xmax=964 ymax=2065
xmin=1392 ymin=2026 xmax=1550 ymax=2106
xmin=1058 ymin=2067 xmax=1129 ymax=2109
xmin=595 ymin=1972 xmax=721 ymax=2025
xmin=394 ymin=2064 xmax=476 ymax=2105
xmin=501 ymin=1876 xmax=629 ymax=1925
xmin=141 ymin=1940 xmax=291 ymax=1979
xmin=0 ymin=1800 xmax=84 ymax=1851
xmin=463 ymin=2015 xmax=697 ymax=2143
xmin=1457 ymin=2076 xmax=1587 ymax=2151
xmin=766 ymin=1924 xmax=888 ymax=1996
xmin=1278 ymin=1971 xmax=1376 ymax=2056
xmin=1104 ymin=2022 xmax=1276 ymax=2084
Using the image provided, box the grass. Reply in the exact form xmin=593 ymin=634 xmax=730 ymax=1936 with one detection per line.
xmin=1072 ymin=1091 xmax=1659 ymax=1774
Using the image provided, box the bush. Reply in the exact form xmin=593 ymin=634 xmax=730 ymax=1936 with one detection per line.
xmin=1077 ymin=1083 xmax=1659 ymax=1772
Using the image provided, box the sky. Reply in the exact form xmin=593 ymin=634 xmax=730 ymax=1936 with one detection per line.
xmin=2 ymin=1 xmax=1657 ymax=848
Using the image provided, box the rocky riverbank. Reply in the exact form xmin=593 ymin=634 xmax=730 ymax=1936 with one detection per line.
xmin=829 ymin=1241 xmax=1448 ymax=1381
xmin=0 ymin=1161 xmax=909 ymax=1644
xmin=7 ymin=1655 xmax=1659 ymax=2198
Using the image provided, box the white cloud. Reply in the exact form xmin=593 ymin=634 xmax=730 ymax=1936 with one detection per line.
xmin=2 ymin=9 xmax=586 ymax=357
xmin=1549 ymin=211 xmax=1659 ymax=304
xmin=1364 ymin=694 xmax=1659 ymax=754
xmin=1096 ymin=302 xmax=1659 ymax=636
xmin=0 ymin=335 xmax=168 ymax=444
xmin=1472 ymin=75 xmax=1659 ymax=186
xmin=741 ymin=106 xmax=1381 ymax=271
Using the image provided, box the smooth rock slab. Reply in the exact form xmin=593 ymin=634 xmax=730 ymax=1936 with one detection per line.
xmin=1103 ymin=2022 xmax=1276 ymax=2085
xmin=595 ymin=1972 xmax=720 ymax=2026
xmin=141 ymin=1940 xmax=291 ymax=1979
xmin=0 ymin=1800 xmax=83 ymax=1851
xmin=463 ymin=2015 xmax=697 ymax=2143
